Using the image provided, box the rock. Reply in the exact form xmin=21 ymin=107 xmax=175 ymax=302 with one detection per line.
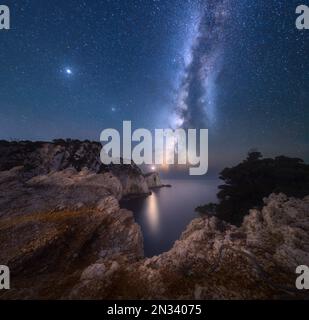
xmin=127 ymin=193 xmax=309 ymax=300
xmin=0 ymin=167 xmax=124 ymax=219
xmin=97 ymin=196 xmax=120 ymax=214
xmin=144 ymin=172 xmax=162 ymax=188
xmin=194 ymin=285 xmax=203 ymax=300
xmin=0 ymin=140 xmax=152 ymax=198
xmin=75 ymin=202 xmax=85 ymax=210
xmin=0 ymin=146 xmax=308 ymax=300
xmin=0 ymin=167 xmax=144 ymax=300
xmin=106 ymin=261 xmax=120 ymax=277
xmin=50 ymin=193 xmax=309 ymax=300
xmin=80 ymin=263 xmax=106 ymax=281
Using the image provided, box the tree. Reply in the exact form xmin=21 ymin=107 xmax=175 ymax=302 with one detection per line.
xmin=197 ymin=152 xmax=309 ymax=226
xmin=246 ymin=149 xmax=263 ymax=162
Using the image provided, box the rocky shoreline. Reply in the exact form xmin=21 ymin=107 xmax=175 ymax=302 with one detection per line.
xmin=0 ymin=140 xmax=308 ymax=299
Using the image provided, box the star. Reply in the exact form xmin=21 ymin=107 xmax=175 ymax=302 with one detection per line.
xmin=1 ymin=0 xmax=307 ymax=169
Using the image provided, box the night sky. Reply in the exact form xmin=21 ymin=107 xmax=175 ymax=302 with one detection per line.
xmin=0 ymin=0 xmax=308 ymax=175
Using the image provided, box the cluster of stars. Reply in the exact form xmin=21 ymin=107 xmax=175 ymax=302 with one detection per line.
xmin=0 ymin=0 xmax=307 ymax=167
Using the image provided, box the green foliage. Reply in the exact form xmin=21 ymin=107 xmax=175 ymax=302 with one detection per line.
xmin=213 ymin=151 xmax=309 ymax=226
xmin=195 ymin=203 xmax=217 ymax=215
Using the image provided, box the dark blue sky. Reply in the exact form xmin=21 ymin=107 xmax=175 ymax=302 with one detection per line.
xmin=0 ymin=0 xmax=308 ymax=172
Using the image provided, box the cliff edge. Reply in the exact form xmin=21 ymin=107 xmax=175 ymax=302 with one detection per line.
xmin=0 ymin=141 xmax=308 ymax=299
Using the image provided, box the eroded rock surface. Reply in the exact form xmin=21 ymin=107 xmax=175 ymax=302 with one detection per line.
xmin=0 ymin=140 xmax=156 ymax=195
xmin=144 ymin=172 xmax=162 ymax=188
xmin=0 ymin=141 xmax=308 ymax=300
xmin=67 ymin=194 xmax=309 ymax=300
xmin=0 ymin=167 xmax=143 ymax=299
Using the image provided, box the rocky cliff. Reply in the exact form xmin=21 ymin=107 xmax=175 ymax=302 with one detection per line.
xmin=0 ymin=165 xmax=308 ymax=300
xmin=0 ymin=166 xmax=144 ymax=299
xmin=0 ymin=140 xmax=308 ymax=300
xmin=0 ymin=140 xmax=162 ymax=195
xmin=64 ymin=193 xmax=309 ymax=300
xmin=143 ymin=172 xmax=162 ymax=188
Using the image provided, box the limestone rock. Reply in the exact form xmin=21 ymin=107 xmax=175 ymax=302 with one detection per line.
xmin=80 ymin=263 xmax=107 ymax=281
xmin=129 ymin=194 xmax=309 ymax=300
xmin=0 ymin=140 xmax=152 ymax=197
xmin=64 ymin=194 xmax=309 ymax=300
xmin=0 ymin=156 xmax=308 ymax=300
xmin=0 ymin=167 xmax=144 ymax=300
xmin=144 ymin=172 xmax=162 ymax=188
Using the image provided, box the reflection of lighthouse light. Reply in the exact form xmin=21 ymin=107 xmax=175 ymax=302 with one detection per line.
xmin=147 ymin=193 xmax=159 ymax=233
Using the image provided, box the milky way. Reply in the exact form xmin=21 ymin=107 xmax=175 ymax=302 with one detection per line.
xmin=0 ymin=0 xmax=308 ymax=170
xmin=173 ymin=0 xmax=230 ymax=129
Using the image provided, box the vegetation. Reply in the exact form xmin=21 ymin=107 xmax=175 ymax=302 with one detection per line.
xmin=197 ymin=151 xmax=309 ymax=226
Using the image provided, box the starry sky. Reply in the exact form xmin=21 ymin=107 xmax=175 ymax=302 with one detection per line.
xmin=0 ymin=0 xmax=308 ymax=175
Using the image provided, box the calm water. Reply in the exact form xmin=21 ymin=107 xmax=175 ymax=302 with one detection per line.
xmin=121 ymin=179 xmax=220 ymax=257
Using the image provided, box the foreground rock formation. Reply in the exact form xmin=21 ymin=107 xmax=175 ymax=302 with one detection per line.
xmin=0 ymin=165 xmax=308 ymax=299
xmin=0 ymin=140 xmax=308 ymax=299
xmin=66 ymin=193 xmax=309 ymax=300
xmin=0 ymin=166 xmax=143 ymax=299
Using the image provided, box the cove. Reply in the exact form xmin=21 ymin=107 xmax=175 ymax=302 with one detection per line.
xmin=121 ymin=179 xmax=220 ymax=257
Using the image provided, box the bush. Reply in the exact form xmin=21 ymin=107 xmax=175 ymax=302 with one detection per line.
xmin=199 ymin=151 xmax=309 ymax=226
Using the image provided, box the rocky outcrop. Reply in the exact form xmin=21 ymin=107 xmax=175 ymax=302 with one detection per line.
xmin=65 ymin=194 xmax=309 ymax=300
xmin=0 ymin=166 xmax=122 ymax=219
xmin=0 ymin=140 xmax=103 ymax=175
xmin=144 ymin=172 xmax=162 ymax=188
xmin=0 ymin=166 xmax=143 ymax=299
xmin=0 ymin=140 xmax=156 ymax=197
xmin=0 ymin=142 xmax=308 ymax=299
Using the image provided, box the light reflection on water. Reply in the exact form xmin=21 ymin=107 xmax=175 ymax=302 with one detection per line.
xmin=121 ymin=179 xmax=220 ymax=257
xmin=147 ymin=192 xmax=160 ymax=234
